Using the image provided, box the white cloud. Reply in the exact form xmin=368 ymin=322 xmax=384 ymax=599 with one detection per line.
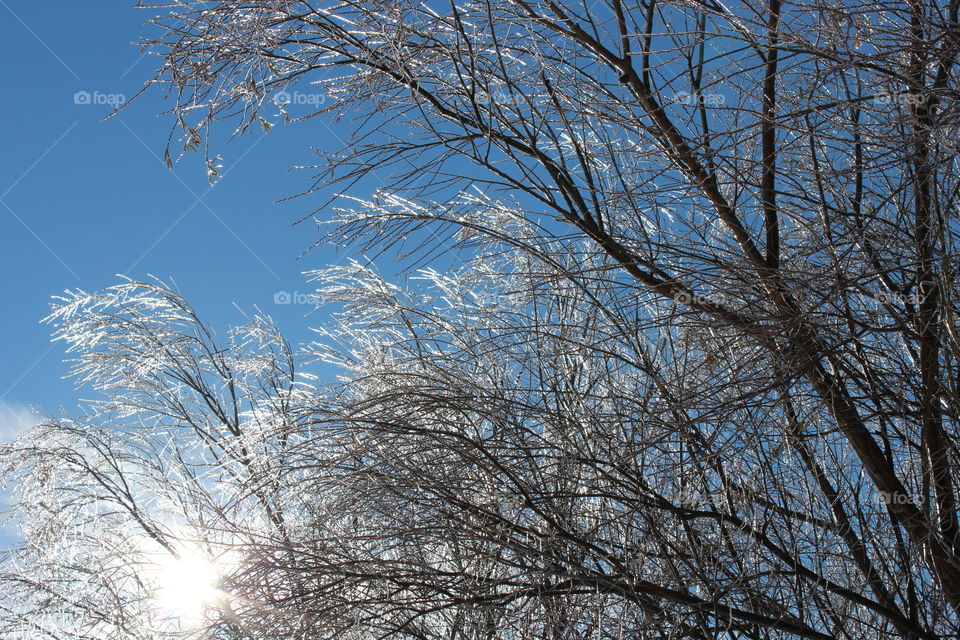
xmin=0 ymin=401 xmax=39 ymax=445
xmin=0 ymin=402 xmax=39 ymax=546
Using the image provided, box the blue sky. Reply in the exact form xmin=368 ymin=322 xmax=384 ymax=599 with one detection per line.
xmin=0 ymin=3 xmax=369 ymax=433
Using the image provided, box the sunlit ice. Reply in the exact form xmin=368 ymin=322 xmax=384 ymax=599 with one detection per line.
xmin=149 ymin=544 xmax=225 ymax=627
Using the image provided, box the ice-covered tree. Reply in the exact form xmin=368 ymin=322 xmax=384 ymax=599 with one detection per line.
xmin=5 ymin=0 xmax=960 ymax=637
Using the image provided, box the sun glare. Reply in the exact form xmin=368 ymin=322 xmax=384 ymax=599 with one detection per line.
xmin=152 ymin=547 xmax=223 ymax=626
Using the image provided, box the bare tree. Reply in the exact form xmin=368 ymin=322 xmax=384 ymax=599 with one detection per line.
xmin=4 ymin=0 xmax=960 ymax=637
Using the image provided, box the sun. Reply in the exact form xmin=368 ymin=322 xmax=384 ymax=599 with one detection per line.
xmin=151 ymin=546 xmax=223 ymax=626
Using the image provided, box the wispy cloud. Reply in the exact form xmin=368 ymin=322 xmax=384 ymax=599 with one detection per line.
xmin=0 ymin=401 xmax=39 ymax=445
xmin=0 ymin=402 xmax=38 ymax=546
